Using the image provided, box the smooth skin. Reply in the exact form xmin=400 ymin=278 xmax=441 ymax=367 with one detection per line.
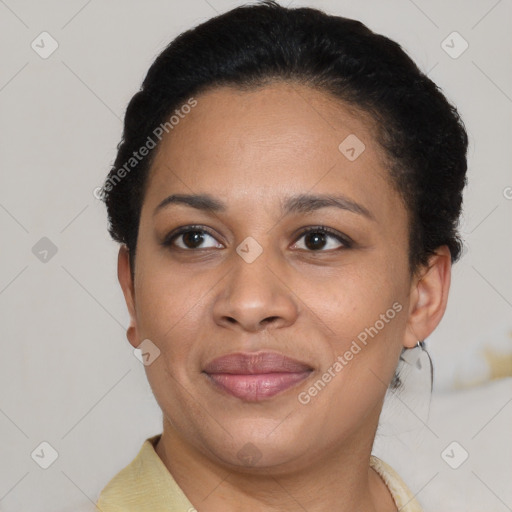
xmin=117 ymin=82 xmax=451 ymax=512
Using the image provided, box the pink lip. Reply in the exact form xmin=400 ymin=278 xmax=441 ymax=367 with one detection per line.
xmin=203 ymin=351 xmax=313 ymax=401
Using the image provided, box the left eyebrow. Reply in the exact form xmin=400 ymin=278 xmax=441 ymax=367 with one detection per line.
xmin=281 ymin=193 xmax=375 ymax=221
xmin=153 ymin=192 xmax=375 ymax=221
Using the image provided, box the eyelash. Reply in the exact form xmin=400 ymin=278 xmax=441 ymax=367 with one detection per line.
xmin=161 ymin=225 xmax=353 ymax=252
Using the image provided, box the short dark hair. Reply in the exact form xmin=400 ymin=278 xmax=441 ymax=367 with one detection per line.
xmin=101 ymin=0 xmax=468 ymax=280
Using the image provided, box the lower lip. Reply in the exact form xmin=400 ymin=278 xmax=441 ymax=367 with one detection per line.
xmin=204 ymin=372 xmax=311 ymax=401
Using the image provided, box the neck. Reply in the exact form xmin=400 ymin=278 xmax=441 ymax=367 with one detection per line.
xmin=154 ymin=413 xmax=397 ymax=512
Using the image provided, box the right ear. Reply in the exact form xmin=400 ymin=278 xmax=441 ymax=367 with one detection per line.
xmin=117 ymin=245 xmax=139 ymax=349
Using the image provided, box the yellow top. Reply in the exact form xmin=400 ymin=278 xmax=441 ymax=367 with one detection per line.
xmin=97 ymin=435 xmax=423 ymax=511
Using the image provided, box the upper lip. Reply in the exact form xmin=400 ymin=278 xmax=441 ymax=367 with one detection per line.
xmin=203 ymin=351 xmax=313 ymax=374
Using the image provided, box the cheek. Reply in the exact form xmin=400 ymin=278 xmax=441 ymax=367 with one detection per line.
xmin=301 ymin=263 xmax=406 ymax=375
xmin=300 ymin=262 xmax=400 ymax=327
xmin=133 ymin=257 xmax=209 ymax=361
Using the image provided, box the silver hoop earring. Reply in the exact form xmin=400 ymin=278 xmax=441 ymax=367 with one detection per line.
xmin=399 ymin=339 xmax=433 ymax=392
xmin=400 ymin=340 xmax=425 ymax=365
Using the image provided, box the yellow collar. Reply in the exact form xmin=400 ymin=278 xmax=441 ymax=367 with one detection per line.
xmin=97 ymin=435 xmax=423 ymax=511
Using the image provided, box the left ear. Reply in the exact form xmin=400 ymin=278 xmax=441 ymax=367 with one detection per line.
xmin=404 ymin=245 xmax=452 ymax=348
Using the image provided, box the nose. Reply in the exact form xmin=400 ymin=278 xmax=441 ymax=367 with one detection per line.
xmin=212 ymin=247 xmax=299 ymax=333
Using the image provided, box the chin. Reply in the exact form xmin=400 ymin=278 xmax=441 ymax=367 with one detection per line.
xmin=195 ymin=415 xmax=317 ymax=470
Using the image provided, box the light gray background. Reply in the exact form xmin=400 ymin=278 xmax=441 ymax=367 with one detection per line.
xmin=0 ymin=0 xmax=511 ymax=511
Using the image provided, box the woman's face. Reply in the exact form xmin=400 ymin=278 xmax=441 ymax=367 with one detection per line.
xmin=120 ymin=82 xmax=432 ymax=471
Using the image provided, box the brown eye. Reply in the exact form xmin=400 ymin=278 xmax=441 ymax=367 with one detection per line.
xmin=293 ymin=227 xmax=351 ymax=252
xmin=181 ymin=230 xmax=208 ymax=249
xmin=162 ymin=227 xmax=223 ymax=250
xmin=306 ymin=231 xmax=329 ymax=250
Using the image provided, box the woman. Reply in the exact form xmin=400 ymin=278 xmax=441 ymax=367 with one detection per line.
xmin=96 ymin=1 xmax=468 ymax=510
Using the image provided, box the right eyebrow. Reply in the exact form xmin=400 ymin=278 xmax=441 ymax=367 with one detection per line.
xmin=153 ymin=194 xmax=226 ymax=216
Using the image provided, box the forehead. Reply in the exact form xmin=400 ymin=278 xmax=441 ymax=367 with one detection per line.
xmin=144 ymin=82 xmax=400 ymax=221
